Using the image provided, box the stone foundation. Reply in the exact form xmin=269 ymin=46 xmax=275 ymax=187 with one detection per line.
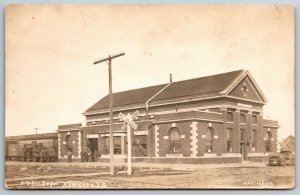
xmin=247 ymin=153 xmax=269 ymax=162
xmin=96 ymin=156 xmax=242 ymax=164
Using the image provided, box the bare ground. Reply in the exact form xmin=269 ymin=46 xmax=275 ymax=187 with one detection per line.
xmin=5 ymin=162 xmax=295 ymax=189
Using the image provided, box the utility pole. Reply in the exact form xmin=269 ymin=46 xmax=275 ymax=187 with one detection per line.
xmin=34 ymin=128 xmax=38 ymax=134
xmin=93 ymin=52 xmax=125 ymax=176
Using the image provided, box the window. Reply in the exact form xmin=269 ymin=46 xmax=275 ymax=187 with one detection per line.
xmin=169 ymin=128 xmax=181 ymax=153
xmin=240 ymin=114 xmax=246 ymax=124
xmin=252 ymin=115 xmax=258 ymax=124
xmin=135 ymin=135 xmax=147 ymax=149
xmin=205 ymin=128 xmax=214 ymax=153
xmin=265 ymin=131 xmax=272 ymax=152
xmin=251 ymin=143 xmax=256 ymax=152
xmin=266 ymin=143 xmax=270 ymax=152
xmin=114 ymin=136 xmax=121 ymax=154
xmin=240 ymin=129 xmax=245 ymax=142
xmin=227 ymin=112 xmax=234 ymax=122
xmin=102 ymin=136 xmax=109 ymax=154
xmin=251 ymin=130 xmax=257 ymax=152
xmin=252 ymin=130 xmax=257 ymax=142
xmin=102 ymin=136 xmax=122 ymax=154
xmin=267 ymin=131 xmax=272 ymax=140
xmin=227 ymin=128 xmax=233 ymax=152
xmin=65 ymin=135 xmax=73 ymax=153
xmin=227 ymin=141 xmax=233 ymax=153
xmin=134 ymin=135 xmax=147 ymax=156
xmin=227 ymin=128 xmax=232 ymax=140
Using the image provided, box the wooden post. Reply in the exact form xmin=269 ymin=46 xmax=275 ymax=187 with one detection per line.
xmin=93 ymin=52 xmax=125 ymax=176
xmin=127 ymin=122 xmax=132 ymax=175
xmin=119 ymin=110 xmax=138 ymax=176
xmin=108 ymin=58 xmax=114 ymax=175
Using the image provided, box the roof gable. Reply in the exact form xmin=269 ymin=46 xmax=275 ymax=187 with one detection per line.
xmin=226 ymin=71 xmax=267 ymax=103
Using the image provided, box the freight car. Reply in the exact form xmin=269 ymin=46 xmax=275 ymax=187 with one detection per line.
xmin=5 ymin=140 xmax=18 ymax=160
xmin=5 ymin=132 xmax=58 ymax=162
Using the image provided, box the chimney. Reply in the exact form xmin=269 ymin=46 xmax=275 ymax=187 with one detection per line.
xmin=169 ymin=74 xmax=173 ymax=83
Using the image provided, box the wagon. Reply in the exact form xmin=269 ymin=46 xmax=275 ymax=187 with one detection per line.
xmin=268 ymin=150 xmax=295 ymax=166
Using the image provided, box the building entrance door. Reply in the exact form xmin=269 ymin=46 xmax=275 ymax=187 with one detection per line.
xmin=88 ymin=138 xmax=98 ymax=161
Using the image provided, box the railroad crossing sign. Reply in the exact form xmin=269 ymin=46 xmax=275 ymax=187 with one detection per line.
xmin=118 ymin=110 xmax=139 ymax=176
xmin=119 ymin=110 xmax=139 ymax=131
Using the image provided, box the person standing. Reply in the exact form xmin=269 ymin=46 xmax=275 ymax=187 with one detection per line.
xmin=83 ymin=149 xmax=88 ymax=162
xmin=93 ymin=150 xmax=98 ymax=162
xmin=87 ymin=148 xmax=92 ymax=162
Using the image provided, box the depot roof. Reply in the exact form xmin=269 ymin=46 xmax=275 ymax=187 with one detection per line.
xmin=84 ymin=70 xmax=249 ymax=114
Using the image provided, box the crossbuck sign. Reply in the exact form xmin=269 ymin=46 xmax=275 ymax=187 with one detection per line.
xmin=118 ymin=110 xmax=139 ymax=175
xmin=119 ymin=110 xmax=139 ymax=130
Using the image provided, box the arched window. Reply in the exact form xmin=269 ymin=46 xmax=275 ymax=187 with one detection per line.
xmin=227 ymin=112 xmax=234 ymax=122
xmin=65 ymin=135 xmax=73 ymax=153
xmin=169 ymin=127 xmax=181 ymax=153
xmin=240 ymin=114 xmax=246 ymax=124
xmin=251 ymin=130 xmax=257 ymax=153
xmin=265 ymin=131 xmax=272 ymax=152
xmin=252 ymin=115 xmax=258 ymax=124
xmin=266 ymin=131 xmax=272 ymax=141
xmin=205 ymin=128 xmax=214 ymax=153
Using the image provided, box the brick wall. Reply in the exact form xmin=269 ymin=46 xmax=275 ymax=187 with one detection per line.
xmin=85 ymin=98 xmax=227 ymax=125
xmin=58 ymin=131 xmax=81 ymax=159
xmin=155 ymin=121 xmax=191 ymax=157
xmin=153 ymin=120 xmax=224 ymax=158
xmin=196 ymin=121 xmax=223 ymax=156
xmin=82 ymin=97 xmax=278 ymax=163
xmin=155 ymin=110 xmax=223 ymax=121
xmin=248 ymin=155 xmax=268 ymax=162
xmin=262 ymin=127 xmax=278 ymax=153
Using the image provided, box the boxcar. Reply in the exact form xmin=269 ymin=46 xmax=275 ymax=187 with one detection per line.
xmin=5 ymin=140 xmax=18 ymax=160
xmin=5 ymin=132 xmax=58 ymax=162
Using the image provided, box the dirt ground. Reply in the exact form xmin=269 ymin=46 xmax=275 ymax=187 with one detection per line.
xmin=5 ymin=162 xmax=295 ymax=189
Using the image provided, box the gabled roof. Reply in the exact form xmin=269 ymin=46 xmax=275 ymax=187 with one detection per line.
xmin=85 ymin=83 xmax=168 ymax=112
xmin=85 ymin=69 xmax=251 ymax=114
xmin=153 ymin=70 xmax=244 ymax=101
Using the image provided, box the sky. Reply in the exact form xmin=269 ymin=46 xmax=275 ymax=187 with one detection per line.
xmin=5 ymin=4 xmax=294 ymax=141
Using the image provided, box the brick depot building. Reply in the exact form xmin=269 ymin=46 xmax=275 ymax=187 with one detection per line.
xmin=57 ymin=70 xmax=279 ymax=163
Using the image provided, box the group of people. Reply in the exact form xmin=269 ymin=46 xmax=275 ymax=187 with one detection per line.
xmin=81 ymin=148 xmax=100 ymax=162
xmin=66 ymin=148 xmax=101 ymax=163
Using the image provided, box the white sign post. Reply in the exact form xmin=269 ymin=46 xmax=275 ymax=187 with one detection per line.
xmin=119 ymin=110 xmax=139 ymax=175
xmin=127 ymin=122 xmax=132 ymax=175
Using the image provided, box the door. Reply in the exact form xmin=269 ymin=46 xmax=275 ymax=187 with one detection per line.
xmin=88 ymin=138 xmax=98 ymax=161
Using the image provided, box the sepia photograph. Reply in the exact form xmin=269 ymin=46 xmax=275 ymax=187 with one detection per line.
xmin=4 ymin=4 xmax=295 ymax=189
